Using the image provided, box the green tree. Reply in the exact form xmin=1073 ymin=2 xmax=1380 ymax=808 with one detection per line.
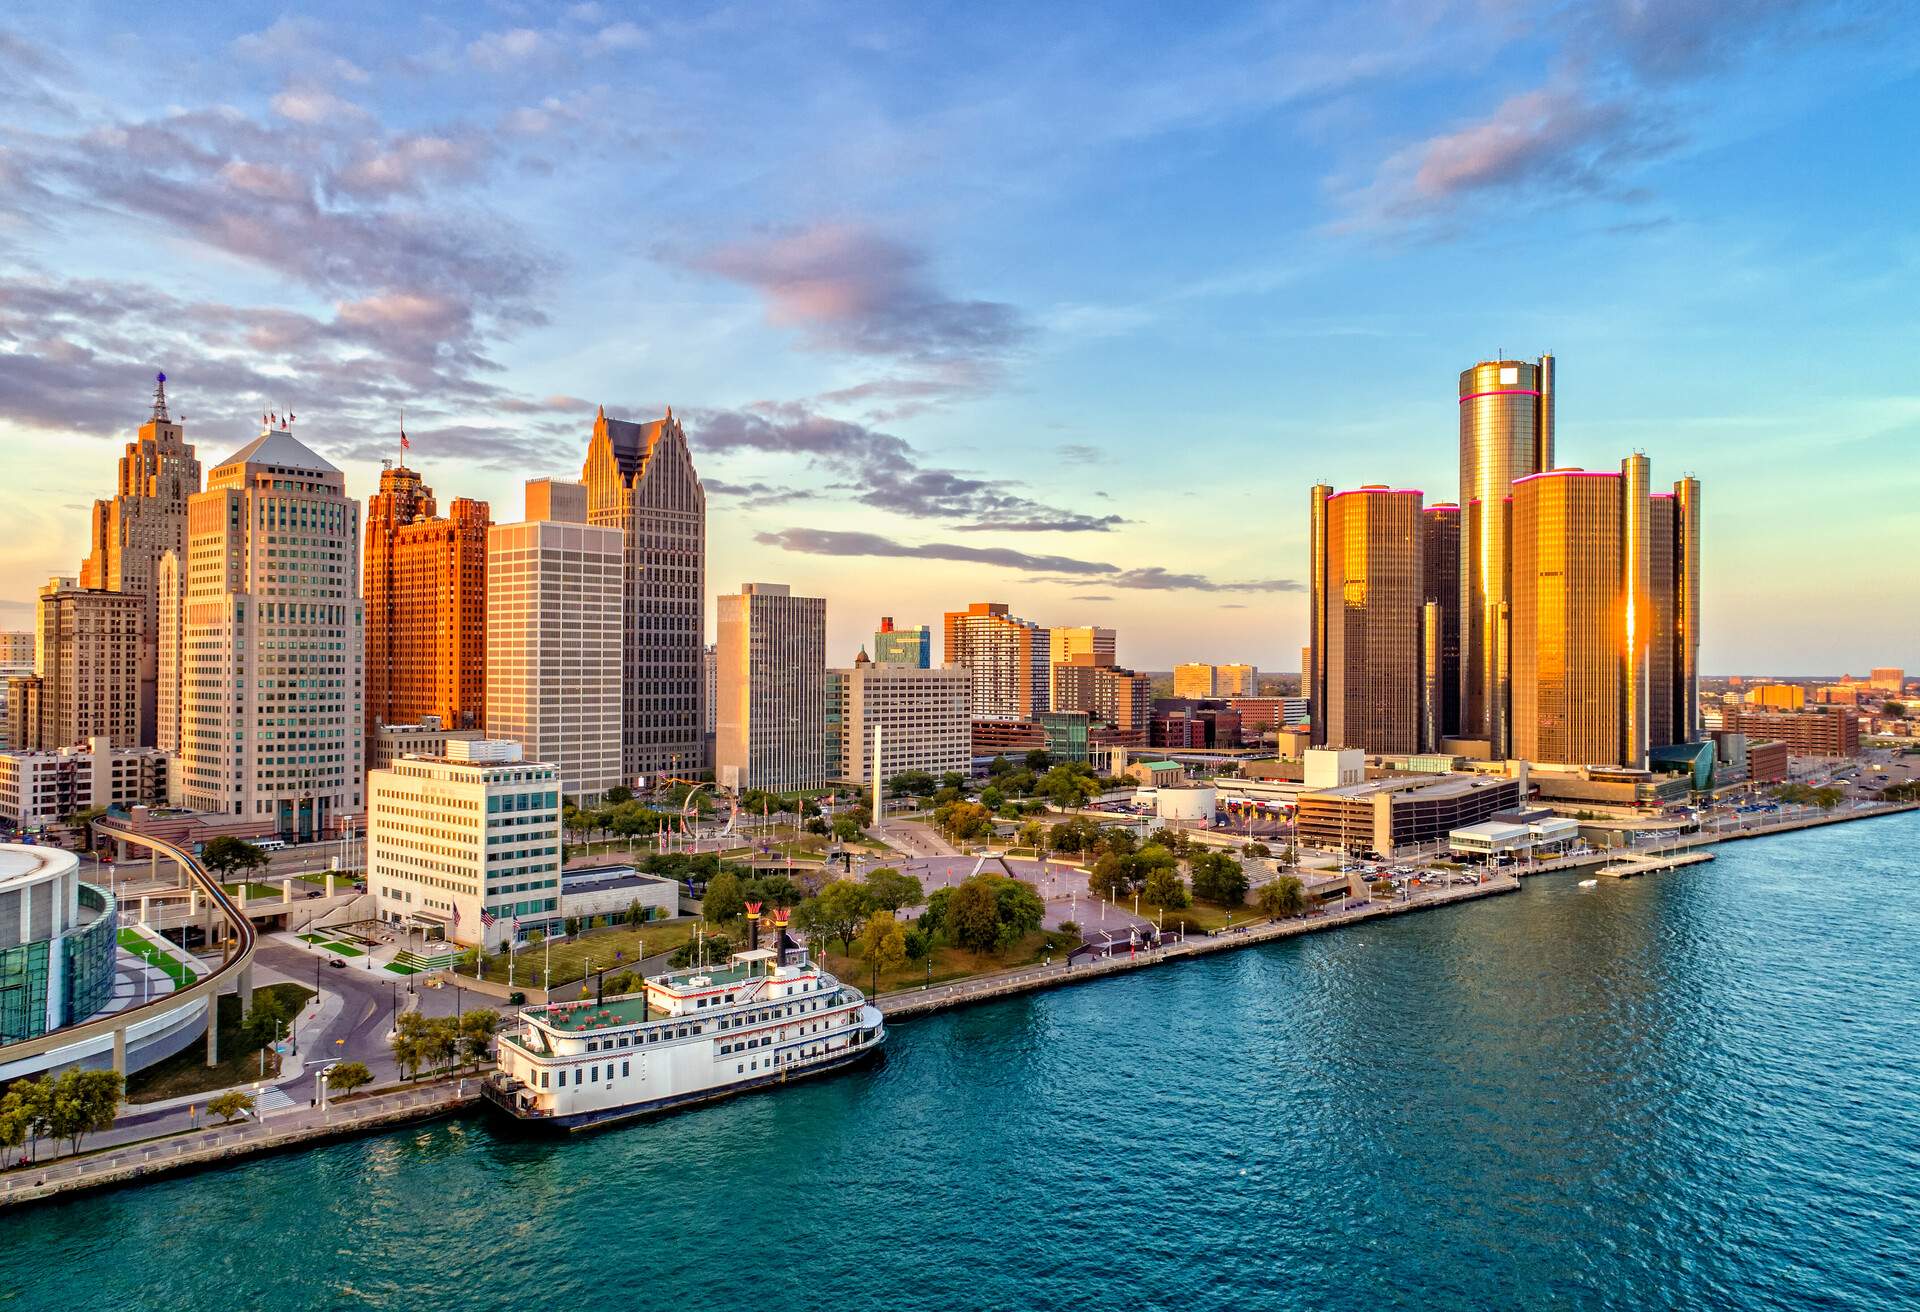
xmin=1094 ymin=827 xmax=1137 ymax=859
xmin=863 ymin=867 xmax=924 ymax=915
xmin=1036 ymin=764 xmax=1099 ymax=809
xmin=889 ymin=770 xmax=937 ymax=798
xmin=802 ymin=880 xmax=875 ymax=954
xmin=855 ymin=911 xmax=908 ymax=998
xmin=62 ymin=805 xmax=107 ymax=851
xmin=458 ymin=1009 xmax=500 ymax=1068
xmin=980 ymin=785 xmax=1006 ymax=811
xmin=605 ymin=969 xmax=642 ymax=995
xmin=1190 ymin=851 xmax=1249 ymax=906
xmin=1149 ymin=826 xmax=1191 ymax=855
xmin=241 ymin=991 xmax=294 ymax=1053
xmin=945 ymin=877 xmax=1002 ymax=953
xmin=326 ymin=1061 xmax=373 ymax=1098
xmin=1257 ymin=875 xmax=1308 ymax=919
xmin=1143 ymin=865 xmax=1189 ymax=910
xmin=831 ymin=814 xmax=863 ymax=842
xmin=201 ymin=835 xmax=269 ymax=879
xmin=605 ymin=784 xmax=634 ymax=805
xmin=1024 ymin=747 xmax=1053 ymax=772
xmin=1244 ymin=841 xmax=1272 ymax=859
xmin=703 ymin=870 xmax=747 ymax=923
xmin=670 ymin=932 xmax=732 ymax=968
xmin=1087 ymin=852 xmax=1136 ymax=900
xmin=1016 ymin=819 xmax=1048 ymax=850
xmin=208 ymin=1090 xmax=254 ymax=1124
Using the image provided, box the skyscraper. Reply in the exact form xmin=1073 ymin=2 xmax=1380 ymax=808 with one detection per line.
xmin=1053 ymin=653 xmax=1152 ymax=740
xmin=1172 ymin=664 xmax=1218 ymax=699
xmin=363 ymin=464 xmax=489 ymax=758
xmin=873 ymin=616 xmax=933 ymax=668
xmin=716 ymin=583 xmax=827 ymax=793
xmin=78 ymin=375 xmax=202 ymax=744
xmin=18 ymin=578 xmax=142 ymax=750
xmin=826 ymin=663 xmax=971 ymax=787
xmin=169 ymin=423 xmax=363 ymax=838
xmin=1458 ymin=354 xmax=1554 ymax=757
xmin=944 ymin=603 xmax=1049 ymax=720
xmin=485 ymin=482 xmax=623 ymax=802
xmin=1308 ymin=484 xmax=1423 ymax=754
xmin=582 ymin=406 xmax=706 ymax=784
xmin=1421 ymin=503 xmax=1461 ymax=744
xmin=1509 ymin=456 xmax=1700 ymax=767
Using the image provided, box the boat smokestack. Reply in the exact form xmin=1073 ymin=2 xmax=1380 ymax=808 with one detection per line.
xmin=771 ymin=908 xmax=792 ymax=971
xmin=745 ymin=901 xmax=763 ymax=954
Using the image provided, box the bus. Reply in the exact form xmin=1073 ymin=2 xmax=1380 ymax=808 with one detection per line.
xmin=253 ymin=837 xmax=287 ymax=852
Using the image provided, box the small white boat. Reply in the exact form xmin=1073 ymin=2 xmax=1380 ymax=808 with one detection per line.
xmin=1577 ymin=878 xmax=1598 ymax=889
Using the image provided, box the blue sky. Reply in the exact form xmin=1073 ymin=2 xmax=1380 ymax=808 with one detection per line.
xmin=2 ymin=2 xmax=1917 ymax=673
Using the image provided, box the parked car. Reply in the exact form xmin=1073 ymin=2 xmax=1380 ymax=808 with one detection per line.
xmin=326 ymin=958 xmax=348 ymax=970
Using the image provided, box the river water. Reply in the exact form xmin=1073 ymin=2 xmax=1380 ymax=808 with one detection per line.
xmin=4 ymin=813 xmax=1917 ymax=1311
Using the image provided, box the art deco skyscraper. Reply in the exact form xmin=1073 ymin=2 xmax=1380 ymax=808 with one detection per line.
xmin=78 ymin=374 xmax=203 ymax=744
xmin=171 ymin=423 xmax=363 ymax=838
xmin=18 ymin=577 xmax=142 ymax=749
xmin=364 ymin=463 xmax=490 ymax=757
xmin=1458 ymin=354 xmax=1554 ymax=757
xmin=1308 ymin=484 xmax=1424 ymax=754
xmin=582 ymin=406 xmax=706 ymax=784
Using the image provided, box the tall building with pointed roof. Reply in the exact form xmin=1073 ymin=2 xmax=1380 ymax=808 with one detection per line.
xmin=582 ymin=406 xmax=706 ymax=784
xmin=167 ymin=420 xmax=363 ymax=838
xmin=78 ymin=374 xmax=203 ymax=744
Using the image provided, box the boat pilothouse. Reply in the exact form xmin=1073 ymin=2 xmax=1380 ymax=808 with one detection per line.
xmin=484 ymin=913 xmax=885 ymax=1132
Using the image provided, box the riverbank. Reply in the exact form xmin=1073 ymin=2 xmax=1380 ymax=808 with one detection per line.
xmin=0 ymin=1079 xmax=477 ymax=1210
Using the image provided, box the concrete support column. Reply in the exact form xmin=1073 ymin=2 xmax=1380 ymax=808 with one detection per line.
xmin=139 ymin=895 xmax=150 ymax=925
xmin=281 ymin=877 xmax=293 ymax=904
xmin=206 ymin=997 xmax=220 ymax=1066
xmin=239 ymin=965 xmax=254 ymax=1012
xmin=325 ymin=873 xmax=336 ymax=897
xmin=111 ymin=1025 xmax=126 ymax=1076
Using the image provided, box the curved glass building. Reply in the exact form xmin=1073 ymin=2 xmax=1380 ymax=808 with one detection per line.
xmin=0 ymin=845 xmax=117 ymax=1045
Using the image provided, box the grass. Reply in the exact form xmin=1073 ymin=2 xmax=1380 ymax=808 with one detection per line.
xmin=297 ymin=933 xmax=326 ymax=943
xmin=125 ymin=982 xmax=316 ymax=1104
xmin=1137 ymin=900 xmax=1242 ymax=934
xmin=821 ymin=928 xmax=1077 ymax=995
xmin=384 ymin=962 xmax=420 ymax=976
xmin=222 ymin=881 xmax=287 ymax=901
xmin=478 ymin=919 xmax=696 ymax=987
xmin=118 ymin=928 xmax=199 ymax=986
xmin=318 ymin=940 xmax=363 ymax=958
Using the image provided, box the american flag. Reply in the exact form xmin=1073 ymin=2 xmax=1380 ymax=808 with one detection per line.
xmin=480 ymin=909 xmax=496 ymax=927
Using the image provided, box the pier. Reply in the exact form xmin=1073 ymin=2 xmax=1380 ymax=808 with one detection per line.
xmin=1599 ymin=850 xmax=1716 ymax=878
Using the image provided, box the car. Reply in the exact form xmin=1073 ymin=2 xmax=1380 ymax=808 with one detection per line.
xmin=326 ymin=958 xmax=348 ymax=969
xmin=305 ymin=889 xmax=323 ymax=899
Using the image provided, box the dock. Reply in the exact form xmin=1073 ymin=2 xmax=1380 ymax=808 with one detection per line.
xmin=1598 ymin=849 xmax=1716 ymax=879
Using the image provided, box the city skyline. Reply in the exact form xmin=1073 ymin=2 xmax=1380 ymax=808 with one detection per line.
xmin=3 ymin=6 xmax=1919 ymax=671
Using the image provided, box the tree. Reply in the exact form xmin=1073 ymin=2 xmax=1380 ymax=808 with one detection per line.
xmin=1087 ymin=853 xmax=1136 ymax=900
xmin=1190 ymin=851 xmax=1249 ymax=907
xmin=933 ymin=800 xmax=995 ymax=843
xmin=625 ymin=899 xmax=647 ymax=927
xmin=1143 ymin=865 xmax=1189 ymax=910
xmin=889 ymin=770 xmax=937 ymax=798
xmin=458 ymin=1009 xmax=500 ymax=1068
xmin=863 ymin=867 xmax=924 ymax=914
xmin=803 ymin=880 xmax=876 ymax=954
xmin=326 ymin=1061 xmax=373 ymax=1098
xmin=208 ymin=1090 xmax=255 ymax=1124
xmin=703 ymin=870 xmax=747 ymax=923
xmin=605 ymin=784 xmax=634 ymax=805
xmin=945 ymin=877 xmax=1003 ymax=953
xmin=241 ymin=991 xmax=294 ymax=1053
xmin=1244 ymin=841 xmax=1272 ymax=859
xmin=831 ymin=814 xmax=863 ymax=843
xmin=1257 ymin=875 xmax=1308 ymax=920
xmin=1094 ymin=827 xmax=1137 ymax=859
xmin=1036 ymin=764 xmax=1099 ymax=809
xmin=202 ymin=835 xmax=269 ymax=880
xmin=391 ymin=1010 xmax=460 ymax=1080
xmin=670 ymin=932 xmax=732 ymax=968
xmin=855 ymin=911 xmax=908 ymax=997
xmin=980 ymin=785 xmax=1006 ymax=811
xmin=606 ymin=969 xmax=642 ymax=995
xmin=1016 ymin=819 xmax=1048 ymax=850
xmin=62 ymin=805 xmax=107 ymax=851
xmin=0 ymin=1076 xmax=52 ymax=1163
xmin=1024 ymin=747 xmax=1053 ymax=772
xmin=1149 ymin=826 xmax=1191 ymax=855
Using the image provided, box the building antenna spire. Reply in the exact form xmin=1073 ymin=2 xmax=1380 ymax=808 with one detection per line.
xmin=151 ymin=371 xmax=170 ymax=423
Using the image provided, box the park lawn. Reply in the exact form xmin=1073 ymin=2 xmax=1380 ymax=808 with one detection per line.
xmin=822 ymin=929 xmax=1075 ymax=995
xmin=384 ymin=962 xmax=420 ymax=976
xmin=297 ymin=933 xmax=326 ymax=943
xmin=222 ymin=881 xmax=287 ymax=901
xmin=118 ymin=928 xmax=198 ymax=986
xmin=481 ymin=920 xmax=696 ymax=987
xmin=318 ymin=941 xmax=363 ymax=957
xmin=126 ymin=982 xmax=315 ymax=1104
xmin=1140 ymin=900 xmax=1244 ymax=934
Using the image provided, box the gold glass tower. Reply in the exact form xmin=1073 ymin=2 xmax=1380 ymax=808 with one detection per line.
xmin=1458 ymin=354 xmax=1554 ymax=756
xmin=1308 ymin=485 xmax=1423 ymax=754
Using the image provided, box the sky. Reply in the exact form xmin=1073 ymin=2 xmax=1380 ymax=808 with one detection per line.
xmin=2 ymin=1 xmax=1918 ymax=675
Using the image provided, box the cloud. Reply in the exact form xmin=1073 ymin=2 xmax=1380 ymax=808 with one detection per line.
xmin=334 ymin=134 xmax=486 ymax=199
xmin=757 ymin=527 xmax=1301 ymax=593
xmin=703 ymin=478 xmax=812 ymax=509
xmin=1070 ymin=594 xmax=1114 ymax=602
xmin=1055 ymin=443 xmax=1102 ymax=464
xmin=468 ymin=28 xmax=555 ymax=71
xmin=270 ymin=86 xmax=370 ymax=126
xmin=590 ymin=21 xmax=650 ymax=53
xmin=755 ymin=528 xmax=1112 ymax=575
xmin=690 ymin=401 xmax=1120 ymax=531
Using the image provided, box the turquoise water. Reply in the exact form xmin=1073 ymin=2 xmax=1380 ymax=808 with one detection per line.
xmin=5 ymin=815 xmax=1918 ymax=1310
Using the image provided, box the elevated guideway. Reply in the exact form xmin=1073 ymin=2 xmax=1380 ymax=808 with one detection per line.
xmin=0 ymin=822 xmax=257 ymax=1074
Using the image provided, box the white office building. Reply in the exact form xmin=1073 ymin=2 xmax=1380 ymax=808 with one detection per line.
xmin=716 ymin=583 xmax=826 ymax=794
xmin=827 ymin=664 xmax=971 ymax=787
xmin=367 ymin=739 xmax=562 ymax=950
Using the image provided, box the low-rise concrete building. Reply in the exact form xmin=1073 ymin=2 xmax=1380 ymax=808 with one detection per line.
xmin=0 ymin=736 xmax=167 ymax=830
xmin=1297 ymin=772 xmax=1525 ymax=857
xmin=559 ymin=864 xmax=680 ymax=926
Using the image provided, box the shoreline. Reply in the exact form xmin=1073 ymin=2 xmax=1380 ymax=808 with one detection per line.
xmin=5 ymin=798 xmax=1911 ymax=1211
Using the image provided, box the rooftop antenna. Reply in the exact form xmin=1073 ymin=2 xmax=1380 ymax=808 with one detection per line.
xmin=151 ymin=371 xmax=170 ymax=423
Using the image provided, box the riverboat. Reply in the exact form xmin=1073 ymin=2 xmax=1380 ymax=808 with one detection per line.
xmin=483 ymin=915 xmax=885 ymax=1132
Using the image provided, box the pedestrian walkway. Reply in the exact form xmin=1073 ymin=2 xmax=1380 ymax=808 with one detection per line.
xmin=254 ymin=1085 xmax=296 ymax=1114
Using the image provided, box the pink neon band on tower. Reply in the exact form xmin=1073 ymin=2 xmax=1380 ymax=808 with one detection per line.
xmin=1458 ymin=389 xmax=1543 ymax=403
